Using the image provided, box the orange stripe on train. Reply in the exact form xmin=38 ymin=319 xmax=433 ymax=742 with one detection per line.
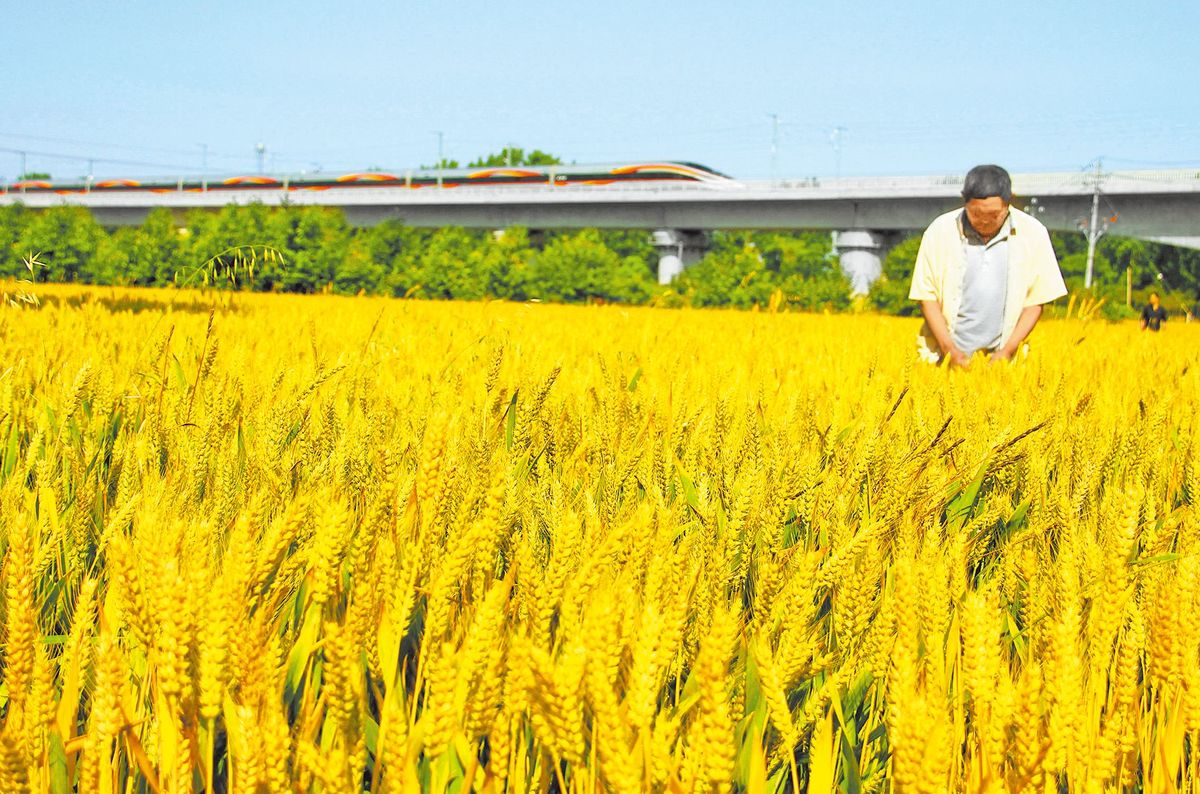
xmin=336 ymin=173 xmax=400 ymax=182
xmin=467 ymin=169 xmax=541 ymax=179
xmin=609 ymin=163 xmax=705 ymax=176
xmin=222 ymin=176 xmax=279 ymax=185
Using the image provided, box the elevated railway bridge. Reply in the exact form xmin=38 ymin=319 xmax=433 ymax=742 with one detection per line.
xmin=4 ymin=168 xmax=1197 ymax=291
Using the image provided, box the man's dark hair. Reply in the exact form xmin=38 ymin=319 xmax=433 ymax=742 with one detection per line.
xmin=962 ymin=164 xmax=1012 ymax=202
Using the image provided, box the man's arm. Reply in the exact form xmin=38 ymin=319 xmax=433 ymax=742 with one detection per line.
xmin=920 ymin=300 xmax=970 ymax=366
xmin=992 ymin=304 xmax=1042 ymax=361
xmin=1022 ymin=224 xmax=1068 ymax=307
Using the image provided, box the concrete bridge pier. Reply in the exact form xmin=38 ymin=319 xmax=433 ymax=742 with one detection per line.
xmin=834 ymin=229 xmax=899 ymax=295
xmin=652 ymin=229 xmax=710 ymax=284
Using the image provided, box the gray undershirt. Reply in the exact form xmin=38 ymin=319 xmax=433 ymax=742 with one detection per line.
xmin=953 ymin=213 xmax=1010 ymax=355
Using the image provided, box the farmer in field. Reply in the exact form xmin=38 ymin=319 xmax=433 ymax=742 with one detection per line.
xmin=1140 ymin=291 xmax=1168 ymax=331
xmin=908 ymin=164 xmax=1067 ymax=366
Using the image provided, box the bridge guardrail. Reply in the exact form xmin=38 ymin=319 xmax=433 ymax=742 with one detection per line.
xmin=3 ymin=169 xmax=1199 ymax=199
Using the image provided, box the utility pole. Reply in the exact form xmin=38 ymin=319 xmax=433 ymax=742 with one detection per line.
xmin=767 ymin=114 xmax=779 ymax=183
xmin=255 ymin=142 xmax=266 ymax=175
xmin=19 ymin=151 xmax=26 ymax=179
xmin=436 ymin=131 xmax=444 ymax=187
xmin=1083 ymin=158 xmax=1105 ymax=290
xmin=830 ymin=126 xmax=847 ymax=179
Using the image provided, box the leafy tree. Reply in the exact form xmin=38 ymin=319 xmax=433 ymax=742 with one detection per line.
xmin=184 ymin=204 xmax=286 ymax=289
xmin=363 ymin=221 xmax=429 ymax=273
xmin=867 ymin=235 xmax=922 ymax=315
xmin=15 ymin=206 xmax=107 ymax=283
xmin=527 ymin=229 xmax=652 ymax=303
xmin=675 ymin=231 xmax=850 ymax=310
xmin=468 ymin=148 xmax=562 ymax=167
xmin=488 ymin=228 xmax=536 ymax=300
xmin=1153 ymin=244 xmax=1200 ymax=303
xmin=334 ymin=238 xmax=385 ymax=295
xmin=271 ymin=207 xmax=350 ymax=293
xmin=1103 ymin=237 xmax=1153 ymax=284
xmin=1059 ymin=252 xmax=1117 ymax=289
xmin=675 ymin=239 xmax=771 ymax=308
xmin=598 ymin=230 xmax=656 ymax=270
xmin=382 ymin=227 xmax=492 ymax=300
xmin=119 ymin=208 xmax=187 ymax=286
xmin=0 ymin=204 xmax=29 ymax=277
xmin=90 ymin=234 xmax=131 ymax=284
xmin=421 ymin=228 xmax=494 ymax=300
xmin=737 ymin=231 xmax=831 ymax=279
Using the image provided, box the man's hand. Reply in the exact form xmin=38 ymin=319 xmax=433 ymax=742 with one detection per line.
xmin=1001 ymin=305 xmax=1043 ymax=357
xmin=947 ymin=346 xmax=972 ymax=368
xmin=989 ymin=347 xmax=1015 ymax=363
xmin=919 ymin=301 xmax=968 ymax=366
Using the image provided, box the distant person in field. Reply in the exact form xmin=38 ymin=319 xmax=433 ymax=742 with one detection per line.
xmin=1140 ymin=291 xmax=1168 ymax=331
xmin=908 ymin=164 xmax=1067 ymax=366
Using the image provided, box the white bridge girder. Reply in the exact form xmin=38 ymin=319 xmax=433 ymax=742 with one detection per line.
xmin=5 ymin=169 xmax=1199 ymax=244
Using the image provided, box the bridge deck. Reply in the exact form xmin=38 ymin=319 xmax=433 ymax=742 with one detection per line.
xmin=3 ymin=170 xmax=1198 ymax=245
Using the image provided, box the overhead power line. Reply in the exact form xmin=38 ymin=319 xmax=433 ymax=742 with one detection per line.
xmin=0 ymin=131 xmax=212 ymax=159
xmin=0 ymin=145 xmax=197 ymax=173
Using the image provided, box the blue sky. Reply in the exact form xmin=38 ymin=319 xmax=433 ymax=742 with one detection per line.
xmin=4 ymin=0 xmax=1198 ymax=180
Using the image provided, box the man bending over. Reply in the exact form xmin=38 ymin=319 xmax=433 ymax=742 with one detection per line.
xmin=909 ymin=164 xmax=1067 ymax=366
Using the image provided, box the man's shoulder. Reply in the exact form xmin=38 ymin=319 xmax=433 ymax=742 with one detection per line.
xmin=1010 ymin=206 xmax=1051 ymax=237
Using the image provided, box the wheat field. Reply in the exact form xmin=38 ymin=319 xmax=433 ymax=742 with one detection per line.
xmin=1 ymin=283 xmax=1198 ymax=793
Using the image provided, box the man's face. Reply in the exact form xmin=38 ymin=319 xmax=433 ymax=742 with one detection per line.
xmin=964 ymin=197 xmax=1010 ymax=238
xmin=1150 ymin=294 xmax=1160 ymax=308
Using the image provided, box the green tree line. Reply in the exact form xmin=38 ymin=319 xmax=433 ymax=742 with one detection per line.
xmin=0 ymin=203 xmax=853 ymax=310
xmin=2 ymin=203 xmax=1196 ymax=316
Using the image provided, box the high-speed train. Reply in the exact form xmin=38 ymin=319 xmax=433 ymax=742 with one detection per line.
xmin=3 ymin=161 xmax=734 ymax=194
